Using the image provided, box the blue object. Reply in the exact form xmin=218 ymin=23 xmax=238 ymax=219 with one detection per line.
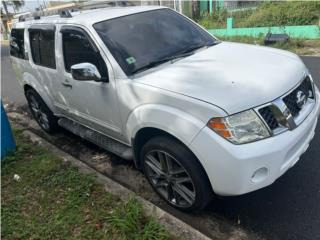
xmin=1 ymin=101 xmax=16 ymax=160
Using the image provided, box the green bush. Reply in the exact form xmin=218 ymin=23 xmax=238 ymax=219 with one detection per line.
xmin=197 ymin=1 xmax=320 ymax=29
xmin=235 ymin=1 xmax=320 ymax=27
xmin=198 ymin=9 xmax=228 ymax=29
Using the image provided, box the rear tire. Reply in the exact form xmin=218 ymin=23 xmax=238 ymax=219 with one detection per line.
xmin=25 ymin=88 xmax=59 ymax=134
xmin=141 ymin=136 xmax=213 ymax=211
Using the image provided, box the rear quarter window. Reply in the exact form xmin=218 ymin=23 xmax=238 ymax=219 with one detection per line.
xmin=10 ymin=28 xmax=27 ymax=60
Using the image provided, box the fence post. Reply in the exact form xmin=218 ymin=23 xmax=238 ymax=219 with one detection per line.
xmin=227 ymin=17 xmax=233 ymax=30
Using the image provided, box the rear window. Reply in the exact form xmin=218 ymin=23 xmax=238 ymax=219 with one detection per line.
xmin=29 ymin=29 xmax=56 ymax=69
xmin=10 ymin=28 xmax=27 ymax=59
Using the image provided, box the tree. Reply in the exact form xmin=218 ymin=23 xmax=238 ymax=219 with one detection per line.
xmin=1 ymin=0 xmax=25 ymax=14
xmin=11 ymin=0 xmax=25 ymax=13
xmin=1 ymin=1 xmax=9 ymax=16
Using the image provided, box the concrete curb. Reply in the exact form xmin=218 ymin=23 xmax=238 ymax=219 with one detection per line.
xmin=23 ymin=130 xmax=212 ymax=240
xmin=300 ymin=55 xmax=320 ymax=57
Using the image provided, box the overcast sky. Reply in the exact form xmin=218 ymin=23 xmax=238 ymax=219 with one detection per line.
xmin=5 ymin=0 xmax=71 ymax=13
xmin=22 ymin=1 xmax=47 ymax=12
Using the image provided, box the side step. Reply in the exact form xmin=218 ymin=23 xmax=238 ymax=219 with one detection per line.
xmin=58 ymin=118 xmax=133 ymax=160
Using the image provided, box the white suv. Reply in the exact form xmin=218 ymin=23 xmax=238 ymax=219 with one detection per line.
xmin=10 ymin=6 xmax=320 ymax=211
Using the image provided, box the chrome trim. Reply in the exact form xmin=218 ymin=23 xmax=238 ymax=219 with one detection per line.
xmin=271 ymin=98 xmax=297 ymax=130
xmin=309 ymin=74 xmax=316 ymax=100
xmin=294 ymin=99 xmax=315 ymax=125
xmin=255 ymin=74 xmax=316 ymax=135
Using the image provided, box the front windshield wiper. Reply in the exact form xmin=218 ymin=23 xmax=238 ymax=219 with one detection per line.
xmin=131 ymin=51 xmax=194 ymax=75
xmin=131 ymin=41 xmax=220 ymax=75
xmin=179 ymin=41 xmax=220 ymax=55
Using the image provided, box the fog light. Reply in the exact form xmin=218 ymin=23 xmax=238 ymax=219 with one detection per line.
xmin=251 ymin=167 xmax=268 ymax=183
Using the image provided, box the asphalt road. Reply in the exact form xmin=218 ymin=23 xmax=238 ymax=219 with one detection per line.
xmin=1 ymin=44 xmax=320 ymax=240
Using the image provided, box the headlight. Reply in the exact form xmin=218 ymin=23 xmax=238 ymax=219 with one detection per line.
xmin=207 ymin=110 xmax=270 ymax=144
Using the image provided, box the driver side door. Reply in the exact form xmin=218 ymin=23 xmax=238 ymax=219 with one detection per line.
xmin=54 ymin=25 xmax=123 ymax=140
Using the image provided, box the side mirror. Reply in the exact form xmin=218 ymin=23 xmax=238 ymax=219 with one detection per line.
xmin=70 ymin=63 xmax=102 ymax=81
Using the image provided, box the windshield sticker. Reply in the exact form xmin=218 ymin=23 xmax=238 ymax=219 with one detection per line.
xmin=126 ymin=57 xmax=136 ymax=65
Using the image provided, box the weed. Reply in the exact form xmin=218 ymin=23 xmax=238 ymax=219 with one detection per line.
xmin=198 ymin=1 xmax=320 ymax=29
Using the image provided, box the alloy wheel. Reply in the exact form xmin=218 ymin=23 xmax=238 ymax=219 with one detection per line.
xmin=28 ymin=95 xmax=50 ymax=130
xmin=144 ymin=150 xmax=196 ymax=208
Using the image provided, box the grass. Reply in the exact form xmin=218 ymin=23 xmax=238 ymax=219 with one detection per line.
xmin=217 ymin=36 xmax=320 ymax=55
xmin=1 ymin=129 xmax=171 ymax=240
xmin=197 ymin=1 xmax=320 ymax=29
xmin=232 ymin=1 xmax=320 ymax=28
xmin=196 ymin=1 xmax=320 ymax=56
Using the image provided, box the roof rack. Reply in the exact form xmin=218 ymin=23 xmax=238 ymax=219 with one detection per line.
xmin=18 ymin=15 xmax=41 ymax=22
xmin=59 ymin=9 xmax=72 ymax=18
xmin=18 ymin=16 xmax=25 ymax=22
xmin=16 ymin=8 xmax=80 ymax=22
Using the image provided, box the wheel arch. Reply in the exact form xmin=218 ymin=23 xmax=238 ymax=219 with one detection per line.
xmin=22 ymin=72 xmax=56 ymax=113
xmin=126 ymin=104 xmax=215 ymax=191
xmin=127 ymin=104 xmax=204 ymax=160
xmin=132 ymin=126 xmax=214 ymax=194
xmin=132 ymin=127 xmax=174 ymax=168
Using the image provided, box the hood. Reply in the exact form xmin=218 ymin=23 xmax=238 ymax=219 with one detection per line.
xmin=135 ymin=42 xmax=307 ymax=114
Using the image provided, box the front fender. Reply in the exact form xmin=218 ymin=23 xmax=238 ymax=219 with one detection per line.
xmin=22 ymin=72 xmax=56 ymax=113
xmin=126 ymin=104 xmax=206 ymax=146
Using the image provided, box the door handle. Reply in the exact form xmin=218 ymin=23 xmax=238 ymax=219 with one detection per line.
xmin=62 ymin=82 xmax=72 ymax=88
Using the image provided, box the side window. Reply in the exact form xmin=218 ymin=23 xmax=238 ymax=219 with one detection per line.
xmin=29 ymin=29 xmax=56 ymax=69
xmin=62 ymin=29 xmax=108 ymax=78
xmin=30 ymin=31 xmax=41 ymax=64
xmin=10 ymin=28 xmax=26 ymax=59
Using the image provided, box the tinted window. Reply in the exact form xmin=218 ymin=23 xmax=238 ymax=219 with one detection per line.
xmin=10 ymin=28 xmax=26 ymax=59
xmin=94 ymin=9 xmax=217 ymax=75
xmin=30 ymin=31 xmax=41 ymax=64
xmin=29 ymin=29 xmax=56 ymax=68
xmin=62 ymin=29 xmax=108 ymax=79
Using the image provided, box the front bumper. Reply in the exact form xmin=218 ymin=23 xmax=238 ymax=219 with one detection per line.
xmin=190 ymin=87 xmax=320 ymax=196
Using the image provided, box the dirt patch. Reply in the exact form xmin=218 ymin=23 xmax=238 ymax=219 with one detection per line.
xmin=4 ymin=100 xmax=261 ymax=240
xmin=299 ymin=40 xmax=320 ymax=56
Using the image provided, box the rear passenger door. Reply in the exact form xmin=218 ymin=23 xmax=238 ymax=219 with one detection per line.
xmin=54 ymin=25 xmax=123 ymax=140
xmin=28 ymin=25 xmax=57 ymax=104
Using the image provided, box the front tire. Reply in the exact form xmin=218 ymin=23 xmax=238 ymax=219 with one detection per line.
xmin=25 ymin=88 xmax=59 ymax=134
xmin=141 ymin=136 xmax=213 ymax=211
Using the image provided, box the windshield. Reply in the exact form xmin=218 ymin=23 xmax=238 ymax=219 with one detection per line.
xmin=93 ymin=9 xmax=217 ymax=76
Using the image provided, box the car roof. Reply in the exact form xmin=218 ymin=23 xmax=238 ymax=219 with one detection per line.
xmin=13 ymin=6 xmax=166 ymax=28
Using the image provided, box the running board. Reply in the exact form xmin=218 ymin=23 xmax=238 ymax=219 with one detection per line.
xmin=58 ymin=118 xmax=133 ymax=160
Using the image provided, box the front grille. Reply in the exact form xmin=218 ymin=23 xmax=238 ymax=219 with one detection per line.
xmin=259 ymin=106 xmax=279 ymax=130
xmin=258 ymin=75 xmax=315 ymax=133
xmin=283 ymin=76 xmax=313 ymax=117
